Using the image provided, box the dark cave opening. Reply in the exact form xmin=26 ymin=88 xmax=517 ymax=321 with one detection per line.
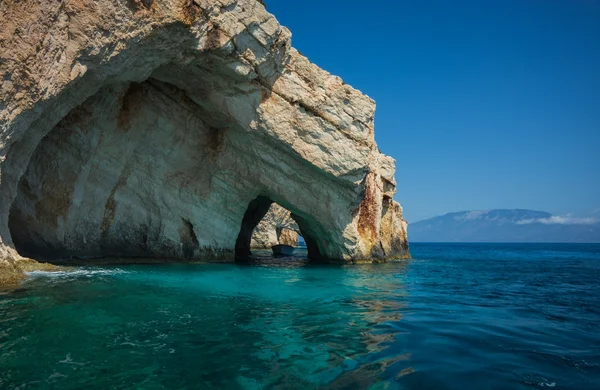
xmin=234 ymin=196 xmax=323 ymax=262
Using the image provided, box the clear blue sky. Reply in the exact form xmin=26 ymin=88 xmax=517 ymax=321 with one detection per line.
xmin=265 ymin=0 xmax=600 ymax=223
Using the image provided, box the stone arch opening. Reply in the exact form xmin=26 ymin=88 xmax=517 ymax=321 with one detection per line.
xmin=6 ymin=70 xmax=333 ymax=263
xmin=5 ymin=63 xmax=342 ymax=263
xmin=235 ymin=196 xmax=324 ymax=262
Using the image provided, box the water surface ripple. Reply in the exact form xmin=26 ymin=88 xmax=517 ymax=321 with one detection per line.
xmin=1 ymin=243 xmax=599 ymax=389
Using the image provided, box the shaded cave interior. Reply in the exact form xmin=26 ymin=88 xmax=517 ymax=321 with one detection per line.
xmin=7 ymin=75 xmax=329 ymax=264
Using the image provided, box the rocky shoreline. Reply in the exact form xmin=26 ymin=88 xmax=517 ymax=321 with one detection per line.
xmin=0 ymin=257 xmax=61 ymax=288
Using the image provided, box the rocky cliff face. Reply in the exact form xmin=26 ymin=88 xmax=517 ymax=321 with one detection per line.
xmin=0 ymin=0 xmax=409 ymax=284
xmin=251 ymin=203 xmax=299 ymax=249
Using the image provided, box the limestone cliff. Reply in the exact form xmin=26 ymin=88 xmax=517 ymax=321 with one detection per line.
xmin=251 ymin=203 xmax=299 ymax=249
xmin=0 ymin=0 xmax=409 ymax=284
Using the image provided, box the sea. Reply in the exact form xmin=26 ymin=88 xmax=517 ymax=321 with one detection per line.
xmin=1 ymin=243 xmax=599 ymax=389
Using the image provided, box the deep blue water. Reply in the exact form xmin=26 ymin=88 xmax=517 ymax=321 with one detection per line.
xmin=1 ymin=243 xmax=600 ymax=389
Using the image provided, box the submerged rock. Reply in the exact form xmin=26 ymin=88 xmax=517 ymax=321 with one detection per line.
xmin=0 ymin=0 xmax=409 ymax=283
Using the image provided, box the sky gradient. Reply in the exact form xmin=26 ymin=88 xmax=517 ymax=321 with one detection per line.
xmin=265 ymin=0 xmax=600 ymax=222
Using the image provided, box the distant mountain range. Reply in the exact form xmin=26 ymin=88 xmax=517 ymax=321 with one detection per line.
xmin=409 ymin=209 xmax=600 ymax=243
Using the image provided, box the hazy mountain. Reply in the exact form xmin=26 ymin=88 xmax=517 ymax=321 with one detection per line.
xmin=409 ymin=209 xmax=600 ymax=243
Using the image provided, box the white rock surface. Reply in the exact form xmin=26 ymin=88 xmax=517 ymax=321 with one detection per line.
xmin=251 ymin=203 xmax=300 ymax=249
xmin=0 ymin=0 xmax=409 ymax=283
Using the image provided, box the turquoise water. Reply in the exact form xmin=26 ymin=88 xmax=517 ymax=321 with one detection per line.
xmin=1 ymin=243 xmax=600 ymax=389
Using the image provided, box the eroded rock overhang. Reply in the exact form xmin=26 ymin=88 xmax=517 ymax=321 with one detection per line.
xmin=0 ymin=0 xmax=409 ymax=277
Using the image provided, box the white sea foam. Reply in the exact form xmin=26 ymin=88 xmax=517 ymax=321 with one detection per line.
xmin=58 ymin=353 xmax=85 ymax=366
xmin=26 ymin=268 xmax=127 ymax=279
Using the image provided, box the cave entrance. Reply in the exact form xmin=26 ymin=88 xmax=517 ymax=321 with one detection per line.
xmin=234 ymin=196 xmax=321 ymax=262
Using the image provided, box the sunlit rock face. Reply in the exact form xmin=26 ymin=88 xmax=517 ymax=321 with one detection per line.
xmin=251 ymin=204 xmax=300 ymax=249
xmin=0 ymin=0 xmax=409 ymax=281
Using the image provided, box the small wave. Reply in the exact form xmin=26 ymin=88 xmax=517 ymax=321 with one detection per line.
xmin=26 ymin=268 xmax=127 ymax=279
xmin=58 ymin=353 xmax=86 ymax=366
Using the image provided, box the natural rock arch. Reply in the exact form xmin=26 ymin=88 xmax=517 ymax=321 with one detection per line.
xmin=0 ymin=0 xmax=409 ymax=282
xmin=235 ymin=197 xmax=325 ymax=261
